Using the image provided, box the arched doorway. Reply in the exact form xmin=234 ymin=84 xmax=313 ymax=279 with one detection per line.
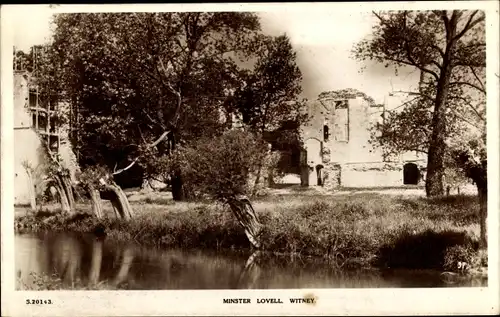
xmin=403 ymin=163 xmax=419 ymax=185
xmin=316 ymin=165 xmax=324 ymax=186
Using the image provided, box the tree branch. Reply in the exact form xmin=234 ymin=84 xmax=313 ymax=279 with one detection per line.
xmin=113 ymin=131 xmax=171 ymax=176
xmin=392 ymin=90 xmax=435 ymax=103
xmin=157 ymin=58 xmax=182 ymax=128
xmin=384 ymin=96 xmax=421 ymax=113
xmin=374 ymin=55 xmax=440 ymax=81
xmin=449 ymin=95 xmax=485 ymax=121
xmin=441 ymin=11 xmax=451 ymax=41
xmin=430 ymin=44 xmax=445 ymax=59
xmin=449 ymin=81 xmax=486 ymax=94
xmin=371 ymin=11 xmax=441 ymax=80
xmin=469 ymin=66 xmax=486 ymax=93
xmin=449 ymin=108 xmax=483 ymax=129
xmin=453 ymin=10 xmax=484 ymax=42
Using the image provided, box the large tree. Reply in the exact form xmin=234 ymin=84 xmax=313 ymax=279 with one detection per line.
xmin=35 ymin=12 xmax=304 ymax=246
xmin=47 ymin=13 xmax=305 ymax=200
xmin=48 ymin=12 xmax=263 ymax=201
xmin=229 ymin=34 xmax=304 ymax=134
xmin=227 ymin=34 xmax=306 ymax=192
xmin=355 ymin=10 xmax=487 ymax=247
xmin=353 ymin=10 xmax=485 ymax=197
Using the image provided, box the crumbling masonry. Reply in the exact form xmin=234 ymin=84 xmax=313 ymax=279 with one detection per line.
xmin=300 ymin=89 xmax=427 ymax=190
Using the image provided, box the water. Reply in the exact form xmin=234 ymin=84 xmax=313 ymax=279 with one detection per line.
xmin=15 ymin=232 xmax=486 ymax=290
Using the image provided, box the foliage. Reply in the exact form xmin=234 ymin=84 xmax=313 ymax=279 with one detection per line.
xmin=318 ymin=88 xmax=377 ymax=105
xmin=228 ymin=34 xmax=306 ymax=134
xmin=46 ymin=13 xmax=259 ymax=170
xmin=353 ymin=10 xmax=485 ymax=76
xmin=13 ymin=48 xmax=33 ymax=72
xmin=18 ymin=272 xmax=113 ymax=290
xmin=443 ymin=244 xmax=477 ymax=272
xmin=79 ymin=165 xmax=111 ymax=189
xmin=172 ymin=130 xmax=269 ymax=201
xmin=353 ymin=10 xmax=486 ymax=196
xmin=29 ymin=12 xmax=303 ymax=191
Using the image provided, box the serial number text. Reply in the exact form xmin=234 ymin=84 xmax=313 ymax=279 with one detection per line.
xmin=26 ymin=299 xmax=53 ymax=305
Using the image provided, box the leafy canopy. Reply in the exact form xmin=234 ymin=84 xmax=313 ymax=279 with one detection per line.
xmin=36 ymin=12 xmax=305 ymax=186
xmin=353 ymin=10 xmax=486 ymax=184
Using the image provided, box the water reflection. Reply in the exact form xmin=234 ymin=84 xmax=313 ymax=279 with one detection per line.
xmin=236 ymin=251 xmax=261 ymax=289
xmin=15 ymin=232 xmax=487 ymax=290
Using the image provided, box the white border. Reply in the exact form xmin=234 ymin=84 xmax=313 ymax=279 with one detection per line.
xmin=2 ymin=2 xmax=499 ymax=316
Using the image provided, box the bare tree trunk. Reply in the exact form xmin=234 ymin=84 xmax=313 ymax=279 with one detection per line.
xmin=103 ymin=182 xmax=133 ymax=220
xmin=477 ymin=182 xmax=487 ymax=249
xmin=426 ymin=95 xmax=448 ymax=197
xmin=426 ymin=36 xmax=456 ymax=198
xmin=252 ymin=166 xmax=263 ymax=197
xmin=61 ymin=175 xmax=75 ymax=210
xmin=228 ymin=196 xmax=262 ymax=249
xmin=171 ymin=171 xmax=184 ymax=201
xmin=88 ymin=185 xmax=104 ymax=219
xmin=25 ymin=168 xmax=37 ymax=212
xmin=54 ymin=177 xmax=71 ymax=213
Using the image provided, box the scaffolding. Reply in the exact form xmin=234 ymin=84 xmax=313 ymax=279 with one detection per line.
xmin=15 ymin=45 xmax=62 ymax=152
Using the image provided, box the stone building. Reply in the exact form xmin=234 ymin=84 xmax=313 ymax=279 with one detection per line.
xmin=14 ymin=70 xmax=46 ymax=205
xmin=300 ymin=89 xmax=427 ymax=189
xmin=14 ymin=69 xmax=78 ymax=205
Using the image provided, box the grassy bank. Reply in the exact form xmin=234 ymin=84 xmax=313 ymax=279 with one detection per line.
xmin=15 ymin=193 xmax=486 ymax=271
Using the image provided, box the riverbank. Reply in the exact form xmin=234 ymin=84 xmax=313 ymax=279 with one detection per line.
xmin=15 ymin=193 xmax=487 ymax=272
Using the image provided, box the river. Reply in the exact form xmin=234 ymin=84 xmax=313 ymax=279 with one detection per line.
xmin=15 ymin=232 xmax=487 ymax=290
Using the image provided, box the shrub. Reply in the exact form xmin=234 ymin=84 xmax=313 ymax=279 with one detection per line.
xmin=173 ymin=130 xmax=269 ymax=201
xmin=443 ymin=245 xmax=477 ymax=271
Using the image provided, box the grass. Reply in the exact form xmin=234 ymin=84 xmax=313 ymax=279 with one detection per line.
xmin=14 ymin=193 xmax=486 ymax=271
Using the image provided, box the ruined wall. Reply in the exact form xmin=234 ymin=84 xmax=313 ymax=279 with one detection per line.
xmin=300 ymin=90 xmax=427 ymax=189
xmin=322 ymin=97 xmax=386 ymax=164
xmin=341 ymin=162 xmax=402 ymax=188
xmin=14 ymin=72 xmax=45 ymax=205
xmin=14 ymin=73 xmax=81 ymax=205
xmin=14 ymin=72 xmax=31 ymax=129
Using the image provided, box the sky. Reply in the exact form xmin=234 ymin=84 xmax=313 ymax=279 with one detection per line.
xmin=11 ymin=5 xmax=419 ymax=104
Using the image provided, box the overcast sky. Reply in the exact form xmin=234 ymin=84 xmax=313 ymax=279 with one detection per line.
xmin=11 ymin=5 xmax=419 ymax=103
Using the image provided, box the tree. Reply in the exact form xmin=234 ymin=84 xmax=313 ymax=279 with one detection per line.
xmin=449 ymin=134 xmax=487 ymax=247
xmin=46 ymin=12 xmax=305 ymax=203
xmin=230 ymin=34 xmax=304 ymax=134
xmin=173 ymin=130 xmax=268 ymax=248
xmin=45 ymin=12 xmax=263 ymax=204
xmin=228 ymin=34 xmax=306 ymax=193
xmin=356 ymin=10 xmax=488 ymax=247
xmin=353 ymin=10 xmax=485 ymax=197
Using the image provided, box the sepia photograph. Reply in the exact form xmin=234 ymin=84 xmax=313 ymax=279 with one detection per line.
xmin=1 ymin=2 xmax=499 ymax=316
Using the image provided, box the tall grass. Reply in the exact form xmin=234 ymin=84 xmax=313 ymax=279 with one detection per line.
xmin=15 ymin=194 xmax=484 ymax=270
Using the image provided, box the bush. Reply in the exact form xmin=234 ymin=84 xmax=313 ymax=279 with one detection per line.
xmin=443 ymin=245 xmax=477 ymax=271
xmin=173 ymin=130 xmax=269 ymax=201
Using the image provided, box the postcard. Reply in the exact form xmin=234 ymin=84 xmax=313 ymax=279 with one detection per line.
xmin=1 ymin=2 xmax=499 ymax=316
